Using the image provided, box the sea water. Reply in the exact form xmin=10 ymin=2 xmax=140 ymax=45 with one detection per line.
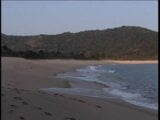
xmin=47 ymin=64 xmax=158 ymax=110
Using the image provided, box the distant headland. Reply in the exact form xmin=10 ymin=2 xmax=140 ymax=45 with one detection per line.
xmin=1 ymin=26 xmax=158 ymax=60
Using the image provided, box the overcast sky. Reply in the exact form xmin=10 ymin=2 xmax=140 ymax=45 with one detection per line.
xmin=2 ymin=1 xmax=158 ymax=35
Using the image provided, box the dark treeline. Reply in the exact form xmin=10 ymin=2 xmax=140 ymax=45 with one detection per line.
xmin=1 ymin=26 xmax=158 ymax=60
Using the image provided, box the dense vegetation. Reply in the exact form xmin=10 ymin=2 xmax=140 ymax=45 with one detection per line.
xmin=1 ymin=26 xmax=158 ymax=60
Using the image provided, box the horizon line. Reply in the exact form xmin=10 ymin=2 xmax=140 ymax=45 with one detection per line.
xmin=2 ymin=25 xmax=158 ymax=36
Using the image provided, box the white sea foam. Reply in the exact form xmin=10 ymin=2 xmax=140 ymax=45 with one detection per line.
xmin=108 ymin=70 xmax=115 ymax=73
xmin=104 ymin=88 xmax=158 ymax=110
xmin=125 ymin=99 xmax=158 ymax=110
xmin=106 ymin=89 xmax=141 ymax=99
xmin=76 ymin=65 xmax=105 ymax=72
xmin=55 ymin=64 xmax=158 ymax=110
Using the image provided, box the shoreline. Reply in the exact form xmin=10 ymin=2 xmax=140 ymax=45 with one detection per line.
xmin=104 ymin=60 xmax=158 ymax=64
xmin=42 ymin=89 xmax=158 ymax=114
xmin=2 ymin=56 xmax=158 ymax=64
xmin=50 ymin=64 xmax=158 ymax=111
xmin=2 ymin=57 xmax=158 ymax=120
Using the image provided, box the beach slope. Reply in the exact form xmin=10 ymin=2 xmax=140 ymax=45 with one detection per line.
xmin=1 ymin=57 xmax=158 ymax=120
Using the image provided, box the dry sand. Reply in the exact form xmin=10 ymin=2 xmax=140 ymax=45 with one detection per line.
xmin=1 ymin=57 xmax=158 ymax=120
xmin=102 ymin=60 xmax=158 ymax=64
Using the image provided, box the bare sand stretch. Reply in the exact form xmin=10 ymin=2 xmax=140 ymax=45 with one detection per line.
xmin=102 ymin=60 xmax=158 ymax=64
xmin=2 ymin=57 xmax=158 ymax=120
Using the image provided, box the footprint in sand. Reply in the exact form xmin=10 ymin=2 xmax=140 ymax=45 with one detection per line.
xmin=14 ymin=88 xmax=21 ymax=94
xmin=44 ymin=112 xmax=52 ymax=116
xmin=10 ymin=104 xmax=17 ymax=108
xmin=95 ymin=105 xmax=102 ymax=109
xmin=8 ymin=109 xmax=14 ymax=114
xmin=34 ymin=106 xmax=42 ymax=110
xmin=69 ymin=97 xmax=102 ymax=109
xmin=14 ymin=96 xmax=23 ymax=101
xmin=19 ymin=116 xmax=25 ymax=120
xmin=69 ymin=98 xmax=86 ymax=103
xmin=65 ymin=117 xmax=76 ymax=120
xmin=54 ymin=93 xmax=64 ymax=97
xmin=22 ymin=101 xmax=29 ymax=105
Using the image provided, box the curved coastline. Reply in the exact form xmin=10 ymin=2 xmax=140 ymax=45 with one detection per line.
xmin=2 ymin=57 xmax=158 ymax=120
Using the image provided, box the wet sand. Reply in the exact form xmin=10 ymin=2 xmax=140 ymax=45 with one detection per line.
xmin=1 ymin=57 xmax=158 ymax=120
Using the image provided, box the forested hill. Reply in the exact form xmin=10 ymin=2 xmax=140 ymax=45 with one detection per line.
xmin=1 ymin=26 xmax=158 ymax=60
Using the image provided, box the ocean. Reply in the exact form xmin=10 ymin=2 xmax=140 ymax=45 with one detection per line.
xmin=44 ymin=64 xmax=158 ymax=110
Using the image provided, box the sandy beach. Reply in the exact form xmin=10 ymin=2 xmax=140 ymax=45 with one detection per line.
xmin=1 ymin=57 xmax=158 ymax=120
xmin=102 ymin=60 xmax=158 ymax=64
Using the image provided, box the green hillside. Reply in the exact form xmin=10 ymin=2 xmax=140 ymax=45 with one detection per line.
xmin=1 ymin=26 xmax=158 ymax=60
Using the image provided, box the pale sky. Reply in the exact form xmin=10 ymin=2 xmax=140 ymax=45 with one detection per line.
xmin=2 ymin=1 xmax=158 ymax=35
